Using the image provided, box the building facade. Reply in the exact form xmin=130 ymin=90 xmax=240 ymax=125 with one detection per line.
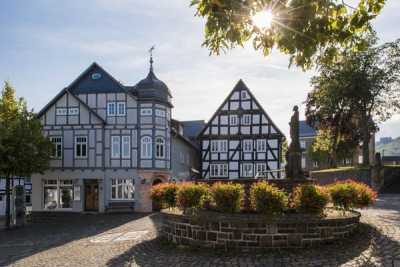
xmin=198 ymin=80 xmax=284 ymax=179
xmin=31 ymin=60 xmax=196 ymax=213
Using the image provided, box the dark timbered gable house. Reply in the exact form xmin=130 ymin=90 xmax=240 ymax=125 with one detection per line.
xmin=198 ymin=80 xmax=285 ymax=179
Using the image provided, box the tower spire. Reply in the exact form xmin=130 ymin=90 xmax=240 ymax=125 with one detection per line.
xmin=148 ymin=45 xmax=155 ymax=72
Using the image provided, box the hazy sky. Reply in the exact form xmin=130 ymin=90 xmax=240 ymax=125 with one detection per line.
xmin=1 ymin=0 xmax=399 ymax=139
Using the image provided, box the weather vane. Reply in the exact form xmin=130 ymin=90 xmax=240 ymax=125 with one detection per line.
xmin=149 ymin=45 xmax=155 ymax=70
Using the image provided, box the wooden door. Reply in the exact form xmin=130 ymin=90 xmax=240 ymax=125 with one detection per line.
xmin=85 ymin=181 xmax=98 ymax=211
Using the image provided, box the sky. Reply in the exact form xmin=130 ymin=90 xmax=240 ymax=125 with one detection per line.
xmin=0 ymin=0 xmax=399 ymax=140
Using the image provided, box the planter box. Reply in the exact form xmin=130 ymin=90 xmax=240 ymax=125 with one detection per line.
xmin=160 ymin=209 xmax=360 ymax=250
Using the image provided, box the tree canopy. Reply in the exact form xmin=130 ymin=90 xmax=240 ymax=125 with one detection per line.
xmin=0 ymin=81 xmax=52 ymax=228
xmin=191 ymin=0 xmax=386 ymax=69
xmin=305 ymin=37 xmax=400 ymax=166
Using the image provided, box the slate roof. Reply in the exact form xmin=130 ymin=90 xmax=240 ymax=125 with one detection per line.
xmin=180 ymin=120 xmax=206 ymax=139
xmin=130 ymin=66 xmax=172 ymax=107
xmin=299 ymin=120 xmax=317 ymax=138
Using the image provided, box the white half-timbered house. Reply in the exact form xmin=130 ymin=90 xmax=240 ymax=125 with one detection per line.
xmin=198 ymin=80 xmax=285 ymax=179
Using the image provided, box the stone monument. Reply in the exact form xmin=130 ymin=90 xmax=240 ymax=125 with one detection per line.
xmin=285 ymin=105 xmax=304 ymax=179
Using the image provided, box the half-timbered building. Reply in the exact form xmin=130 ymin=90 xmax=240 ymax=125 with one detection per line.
xmin=198 ymin=80 xmax=285 ymax=179
xmin=31 ymin=58 xmax=199 ymax=213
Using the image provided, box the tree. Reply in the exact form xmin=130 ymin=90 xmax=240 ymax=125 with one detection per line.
xmin=307 ymin=128 xmax=357 ymax=167
xmin=0 ymin=82 xmax=52 ymax=229
xmin=305 ymin=37 xmax=400 ymax=166
xmin=190 ymin=0 xmax=385 ymax=69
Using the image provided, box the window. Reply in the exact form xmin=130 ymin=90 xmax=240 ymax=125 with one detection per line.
xmin=230 ymin=115 xmax=238 ymax=126
xmin=75 ymin=136 xmax=87 ymax=158
xmin=68 ymin=108 xmax=79 ymax=115
xmin=107 ymin=102 xmax=116 ymax=116
xmin=117 ymin=102 xmax=126 ymax=116
xmin=50 ymin=136 xmax=62 ymax=159
xmin=255 ymin=163 xmax=267 ymax=177
xmin=241 ymin=91 xmax=248 ymax=99
xmin=111 ymin=136 xmax=131 ymax=159
xmin=43 ymin=179 xmax=73 ymax=210
xmin=141 ymin=108 xmax=152 ymax=116
xmin=210 ymin=164 xmax=228 ymax=177
xmin=241 ymin=163 xmax=253 ymax=177
xmin=242 ymin=114 xmax=251 ymax=125
xmin=56 ymin=108 xmax=67 ymax=115
xmin=211 ymin=140 xmax=227 ymax=152
xmin=141 ymin=136 xmax=152 ymax=159
xmin=155 ymin=137 xmax=165 ymax=158
xmin=111 ymin=136 xmax=120 ymax=158
xmin=122 ymin=136 xmax=130 ymax=159
xmin=243 ymin=140 xmax=253 ymax=152
xmin=155 ymin=109 xmax=166 ymax=117
xmin=111 ymin=178 xmax=135 ymax=200
xmin=108 ymin=102 xmax=125 ymax=116
xmin=300 ymin=140 xmax=306 ymax=149
xmin=256 ymin=139 xmax=266 ymax=152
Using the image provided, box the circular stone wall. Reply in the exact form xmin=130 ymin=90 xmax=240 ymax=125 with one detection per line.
xmin=160 ymin=210 xmax=360 ymax=250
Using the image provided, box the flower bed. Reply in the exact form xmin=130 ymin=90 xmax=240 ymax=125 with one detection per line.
xmin=153 ymin=179 xmax=375 ymax=250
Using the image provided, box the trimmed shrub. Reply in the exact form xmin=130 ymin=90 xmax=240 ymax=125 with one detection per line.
xmin=348 ymin=180 xmax=377 ymax=208
xmin=291 ymin=184 xmax=330 ymax=214
xmin=176 ymin=183 xmax=209 ymax=210
xmin=150 ymin=183 xmax=178 ymax=208
xmin=250 ymin=181 xmax=288 ymax=214
xmin=328 ymin=179 xmax=377 ymax=210
xmin=211 ymin=182 xmax=244 ymax=213
xmin=328 ymin=181 xmax=359 ymax=210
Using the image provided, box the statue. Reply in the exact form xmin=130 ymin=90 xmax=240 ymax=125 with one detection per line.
xmin=285 ymin=105 xmax=304 ymax=179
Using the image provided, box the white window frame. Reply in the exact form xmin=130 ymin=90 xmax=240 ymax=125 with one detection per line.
xmin=241 ymin=91 xmax=248 ymax=99
xmin=155 ymin=137 xmax=165 ymax=159
xmin=50 ymin=136 xmax=63 ymax=159
xmin=107 ymin=102 xmax=116 ymax=116
xmin=111 ymin=136 xmax=121 ymax=159
xmin=122 ymin=136 xmax=130 ymax=159
xmin=43 ymin=179 xmax=74 ymax=210
xmin=140 ymin=108 xmax=153 ymax=116
xmin=210 ymin=163 xmax=228 ymax=177
xmin=243 ymin=140 xmax=253 ymax=152
xmin=230 ymin=115 xmax=238 ymax=126
xmin=255 ymin=163 xmax=267 ymax=177
xmin=141 ymin=136 xmax=152 ymax=159
xmin=210 ymin=140 xmax=227 ymax=153
xmin=68 ymin=107 xmax=79 ymax=115
xmin=75 ymin=136 xmax=88 ymax=159
xmin=155 ymin=109 xmax=166 ymax=117
xmin=111 ymin=178 xmax=135 ymax=200
xmin=256 ymin=139 xmax=266 ymax=152
xmin=300 ymin=140 xmax=306 ymax=149
xmin=241 ymin=163 xmax=253 ymax=177
xmin=56 ymin=108 xmax=68 ymax=116
xmin=242 ymin=114 xmax=251 ymax=125
xmin=117 ymin=102 xmax=126 ymax=116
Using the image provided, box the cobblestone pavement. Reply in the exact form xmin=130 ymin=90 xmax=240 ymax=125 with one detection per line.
xmin=0 ymin=195 xmax=399 ymax=267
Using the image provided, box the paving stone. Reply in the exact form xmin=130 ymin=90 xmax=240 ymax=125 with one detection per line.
xmin=1 ymin=195 xmax=400 ymax=266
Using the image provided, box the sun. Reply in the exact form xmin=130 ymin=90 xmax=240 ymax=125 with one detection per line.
xmin=252 ymin=9 xmax=274 ymax=29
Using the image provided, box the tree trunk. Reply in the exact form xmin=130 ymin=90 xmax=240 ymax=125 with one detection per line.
xmin=362 ymin=118 xmax=370 ymax=166
xmin=5 ymin=175 xmax=11 ymax=229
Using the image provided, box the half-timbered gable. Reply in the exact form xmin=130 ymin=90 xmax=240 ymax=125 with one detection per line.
xmin=198 ymin=80 xmax=284 ymax=180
